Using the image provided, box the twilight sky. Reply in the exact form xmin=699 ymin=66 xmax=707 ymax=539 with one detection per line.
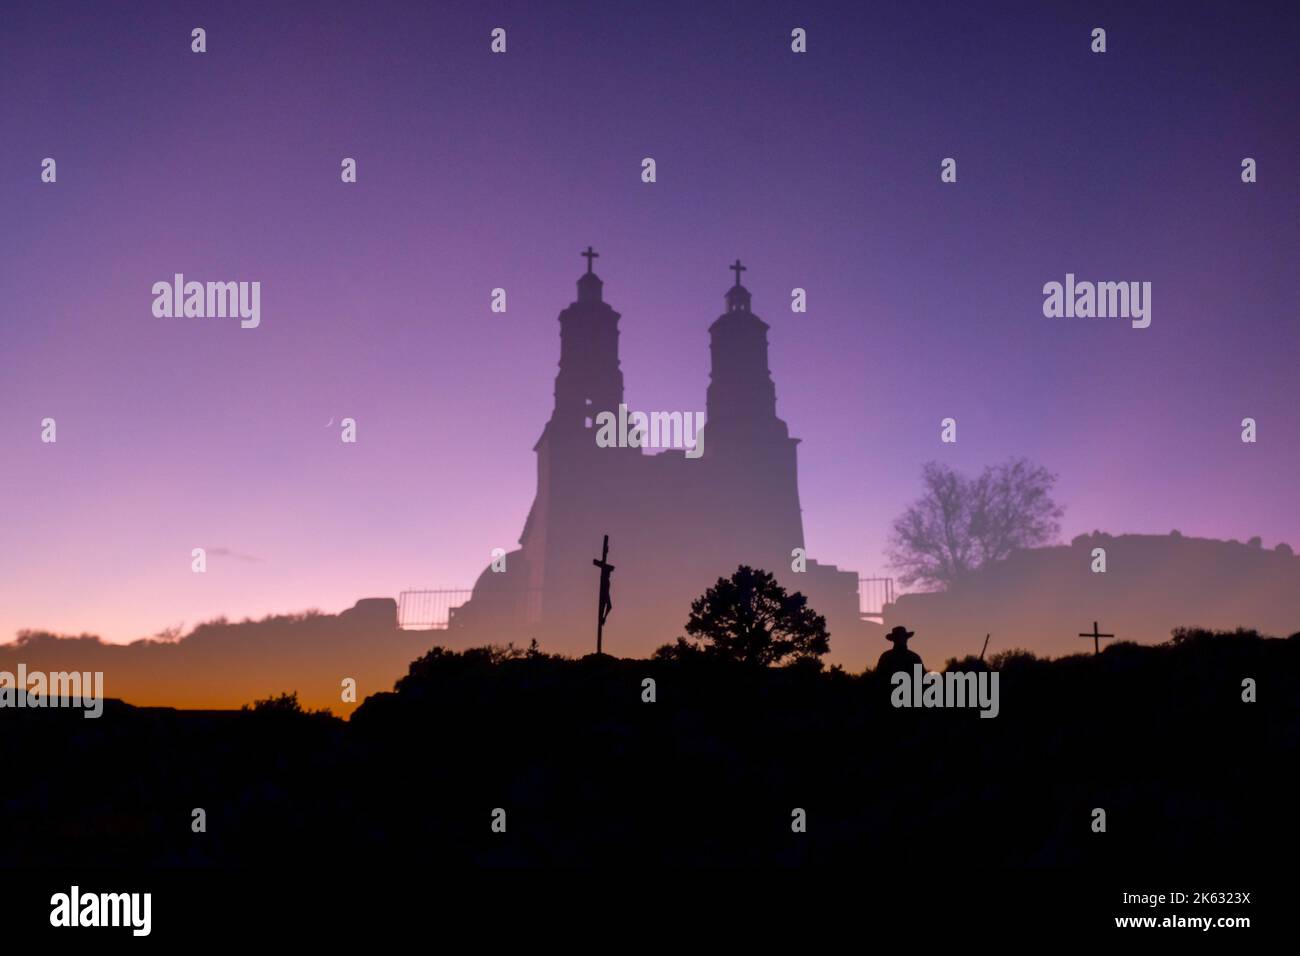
xmin=2 ymin=0 xmax=1298 ymax=645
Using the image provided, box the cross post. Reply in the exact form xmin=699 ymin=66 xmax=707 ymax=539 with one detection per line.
xmin=582 ymin=245 xmax=599 ymax=275
xmin=1078 ymin=620 xmax=1114 ymax=655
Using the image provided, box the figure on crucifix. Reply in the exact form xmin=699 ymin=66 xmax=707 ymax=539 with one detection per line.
xmin=593 ymin=534 xmax=615 ymax=655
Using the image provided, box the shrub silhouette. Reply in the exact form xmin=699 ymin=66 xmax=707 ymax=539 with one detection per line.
xmin=677 ymin=565 xmax=829 ymax=666
xmin=241 ymin=691 xmax=332 ymax=718
xmin=243 ymin=691 xmax=306 ymax=714
xmin=1 ymin=626 xmax=1294 ymax=868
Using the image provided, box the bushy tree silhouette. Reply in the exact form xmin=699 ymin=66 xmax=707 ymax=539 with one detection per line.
xmin=680 ymin=565 xmax=829 ymax=665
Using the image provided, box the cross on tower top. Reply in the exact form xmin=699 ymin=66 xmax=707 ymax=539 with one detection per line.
xmin=582 ymin=245 xmax=599 ymax=274
xmin=729 ymin=258 xmax=746 ymax=287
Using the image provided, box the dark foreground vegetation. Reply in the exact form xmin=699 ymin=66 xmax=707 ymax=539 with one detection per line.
xmin=2 ymin=628 xmax=1296 ymax=868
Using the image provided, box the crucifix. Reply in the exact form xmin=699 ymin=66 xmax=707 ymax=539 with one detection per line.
xmin=592 ymin=534 xmax=614 ymax=655
xmin=729 ymin=258 xmax=746 ymax=287
xmin=1079 ymin=620 xmax=1114 ymax=656
xmin=582 ymin=245 xmax=599 ymax=275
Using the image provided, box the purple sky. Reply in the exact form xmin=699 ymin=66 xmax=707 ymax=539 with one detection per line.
xmin=2 ymin=0 xmax=1298 ymax=644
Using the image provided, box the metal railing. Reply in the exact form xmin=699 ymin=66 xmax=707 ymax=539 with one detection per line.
xmin=397 ymin=589 xmax=473 ymax=630
xmin=858 ymin=577 xmax=896 ymax=619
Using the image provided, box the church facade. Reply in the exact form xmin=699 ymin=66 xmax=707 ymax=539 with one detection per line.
xmin=448 ymin=253 xmax=871 ymax=659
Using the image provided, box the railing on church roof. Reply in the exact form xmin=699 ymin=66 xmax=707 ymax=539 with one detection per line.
xmin=397 ymin=587 xmax=545 ymax=629
xmin=397 ymin=589 xmax=473 ymax=630
xmin=858 ymin=577 xmax=896 ymax=621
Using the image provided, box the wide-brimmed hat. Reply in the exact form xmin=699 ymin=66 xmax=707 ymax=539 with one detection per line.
xmin=886 ymin=625 xmax=915 ymax=642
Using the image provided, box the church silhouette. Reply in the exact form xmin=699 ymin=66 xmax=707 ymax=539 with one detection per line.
xmin=449 ymin=250 xmax=872 ymax=657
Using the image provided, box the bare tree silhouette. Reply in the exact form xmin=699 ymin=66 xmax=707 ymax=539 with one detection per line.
xmin=887 ymin=458 xmax=1063 ymax=590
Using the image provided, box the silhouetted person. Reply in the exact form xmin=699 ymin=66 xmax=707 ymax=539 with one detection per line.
xmin=877 ymin=625 xmax=924 ymax=676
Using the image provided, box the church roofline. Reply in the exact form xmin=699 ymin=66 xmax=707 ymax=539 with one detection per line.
xmin=709 ymin=307 xmax=769 ymax=332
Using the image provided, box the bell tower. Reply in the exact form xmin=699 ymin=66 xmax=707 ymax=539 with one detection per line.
xmin=703 ymin=259 xmax=806 ymax=557
xmin=522 ymin=247 xmax=632 ymax=643
xmin=706 ymin=259 xmax=790 ymax=447
xmin=545 ymin=245 xmax=625 ymax=444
